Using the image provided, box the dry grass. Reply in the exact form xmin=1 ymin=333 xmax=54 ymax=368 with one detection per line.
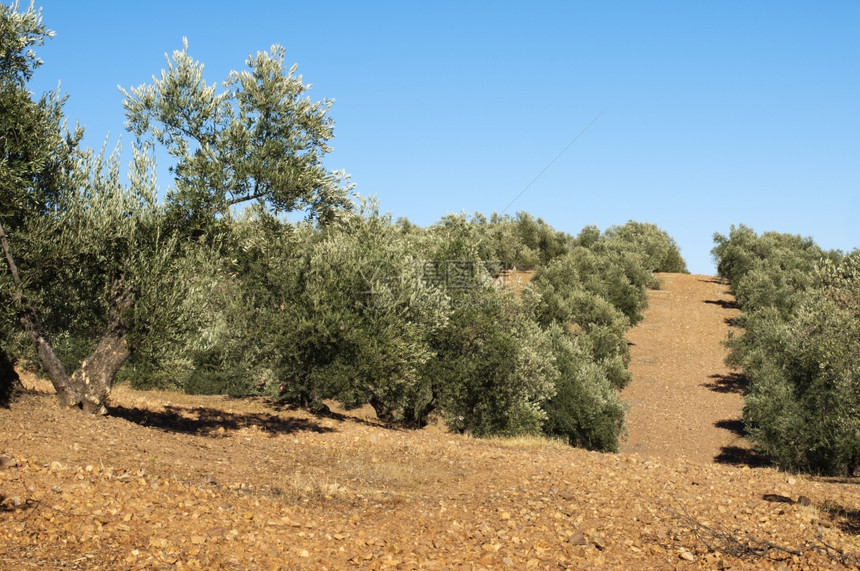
xmin=485 ymin=433 xmax=570 ymax=450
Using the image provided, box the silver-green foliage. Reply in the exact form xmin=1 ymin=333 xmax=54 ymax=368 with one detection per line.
xmin=713 ymin=224 xmax=831 ymax=318
xmin=17 ymin=139 xmax=219 ymax=370
xmin=2 ymin=6 xmax=359 ymax=412
xmin=714 ymin=226 xmax=860 ymax=475
xmin=0 ymin=1 xmax=74 ymax=216
xmin=531 ymin=247 xmax=636 ymax=390
xmin=190 ymin=201 xmax=453 ymax=421
xmin=542 ymin=323 xmax=627 ymax=452
xmin=602 ymin=221 xmax=688 ymax=274
xmin=297 ymin=202 xmax=451 ymax=422
xmin=0 ymin=0 xmax=79 ymax=349
xmin=741 ymin=255 xmax=860 ymax=475
xmin=426 ymin=286 xmax=558 ymax=437
xmin=121 ymin=39 xmax=352 ymax=231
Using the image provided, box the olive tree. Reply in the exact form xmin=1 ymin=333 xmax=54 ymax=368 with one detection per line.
xmin=0 ymin=1 xmax=96 ymax=409
xmin=17 ymin=143 xmax=199 ymax=413
xmin=202 ymin=200 xmax=450 ymax=424
xmin=1 ymin=3 xmax=351 ymax=413
xmin=713 ymin=226 xmax=860 ymax=475
xmin=120 ymin=39 xmax=352 ymax=233
xmin=0 ymin=2 xmax=210 ymax=413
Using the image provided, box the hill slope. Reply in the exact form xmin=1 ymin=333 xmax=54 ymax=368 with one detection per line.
xmin=2 ymin=275 xmax=860 ymax=569
xmin=622 ymin=273 xmax=755 ymax=464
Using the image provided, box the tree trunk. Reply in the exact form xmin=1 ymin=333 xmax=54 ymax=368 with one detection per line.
xmin=2 ymin=222 xmax=134 ymax=414
xmin=0 ymin=342 xmax=23 ymax=407
xmin=368 ymin=394 xmax=396 ymax=424
xmin=17 ymin=304 xmax=81 ymax=407
xmin=1 ymin=220 xmax=80 ymax=407
xmin=70 ymin=279 xmax=134 ymax=415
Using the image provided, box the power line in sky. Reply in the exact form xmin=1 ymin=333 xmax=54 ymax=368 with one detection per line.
xmin=500 ymin=108 xmax=606 ymax=215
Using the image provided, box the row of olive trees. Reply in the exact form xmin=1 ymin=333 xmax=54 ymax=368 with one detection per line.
xmin=1 ymin=2 xmax=689 ymax=453
xmin=117 ymin=210 xmax=685 ymax=451
xmin=713 ymin=225 xmax=860 ymax=476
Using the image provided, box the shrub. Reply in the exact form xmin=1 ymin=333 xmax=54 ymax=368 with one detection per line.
xmin=486 ymin=216 xmax=541 ymax=271
xmin=427 ymin=287 xmax=557 ymax=437
xmin=712 ymin=225 xmax=833 ymax=316
xmin=602 ymin=221 xmax=688 ymax=274
xmin=262 ymin=203 xmax=450 ymax=423
xmin=110 ymin=209 xmax=685 ymax=456
xmin=541 ymin=324 xmax=626 ymax=452
xmin=423 ymin=213 xmax=496 ymax=265
xmin=488 ymin=212 xmax=572 ymax=269
xmin=714 ymin=226 xmax=860 ymax=475
xmin=530 ymin=251 xmax=635 ymax=390
xmin=531 ymin=247 xmax=643 ymax=326
xmin=739 ymin=257 xmax=860 ymax=474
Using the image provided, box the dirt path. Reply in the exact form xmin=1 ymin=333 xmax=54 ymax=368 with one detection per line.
xmin=621 ymin=273 xmax=751 ymax=463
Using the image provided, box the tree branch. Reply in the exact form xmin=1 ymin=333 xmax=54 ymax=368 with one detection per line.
xmin=209 ymin=190 xmax=270 ymax=218
xmin=0 ymin=221 xmax=80 ymax=407
xmin=0 ymin=221 xmax=22 ymax=287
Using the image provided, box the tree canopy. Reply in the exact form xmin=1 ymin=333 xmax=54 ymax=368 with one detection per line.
xmin=121 ymin=39 xmax=353 ymax=233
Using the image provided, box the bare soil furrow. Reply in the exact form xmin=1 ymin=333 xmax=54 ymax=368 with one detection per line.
xmin=622 ymin=273 xmax=752 ymax=464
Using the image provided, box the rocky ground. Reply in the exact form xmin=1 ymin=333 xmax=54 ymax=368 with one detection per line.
xmin=2 ymin=274 xmax=860 ymax=570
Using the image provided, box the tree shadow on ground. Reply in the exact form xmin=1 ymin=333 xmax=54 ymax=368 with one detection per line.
xmin=715 ymin=418 xmax=746 ymax=437
xmin=702 ymin=372 xmax=748 ymax=395
xmin=267 ymin=400 xmax=407 ymax=431
xmin=818 ymin=501 xmax=860 ymax=535
xmin=704 ymin=298 xmax=739 ymax=310
xmin=109 ymin=404 xmax=336 ymax=438
xmin=713 ymin=414 xmax=771 ymax=468
xmin=714 ymin=445 xmax=771 ymax=468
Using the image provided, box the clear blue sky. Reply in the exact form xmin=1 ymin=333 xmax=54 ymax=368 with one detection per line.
xmin=27 ymin=1 xmax=860 ymax=275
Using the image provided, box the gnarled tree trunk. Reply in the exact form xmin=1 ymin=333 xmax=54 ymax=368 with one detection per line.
xmin=2 ymin=220 xmax=80 ymax=407
xmin=2 ymin=222 xmax=134 ymax=414
xmin=70 ymin=280 xmax=134 ymax=414
xmin=17 ymin=303 xmax=80 ymax=407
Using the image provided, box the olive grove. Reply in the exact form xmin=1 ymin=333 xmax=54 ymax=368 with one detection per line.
xmin=1 ymin=2 xmax=690 ymax=454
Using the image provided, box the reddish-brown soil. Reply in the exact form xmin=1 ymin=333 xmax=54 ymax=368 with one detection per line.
xmin=622 ymin=273 xmax=754 ymax=465
xmin=2 ymin=273 xmax=860 ymax=570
